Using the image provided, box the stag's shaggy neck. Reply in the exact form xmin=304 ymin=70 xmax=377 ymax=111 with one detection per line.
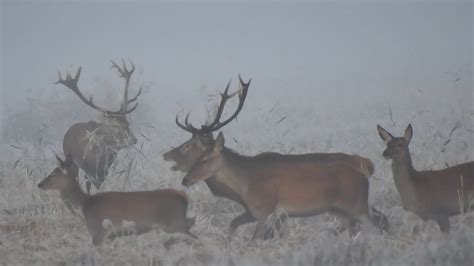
xmin=213 ymin=148 xmax=256 ymax=196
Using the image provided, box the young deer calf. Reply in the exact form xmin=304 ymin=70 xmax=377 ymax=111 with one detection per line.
xmin=182 ymin=133 xmax=389 ymax=240
xmin=377 ymin=124 xmax=474 ymax=232
xmin=38 ymin=154 xmax=196 ymax=245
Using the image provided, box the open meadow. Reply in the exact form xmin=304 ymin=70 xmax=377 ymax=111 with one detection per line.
xmin=1 ymin=84 xmax=473 ymax=265
xmin=1 ymin=1 xmax=472 ymax=265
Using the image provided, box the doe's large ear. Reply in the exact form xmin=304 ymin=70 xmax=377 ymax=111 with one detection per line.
xmin=214 ymin=132 xmax=225 ymax=153
xmin=404 ymin=124 xmax=413 ymax=143
xmin=377 ymin=124 xmax=393 ymax=143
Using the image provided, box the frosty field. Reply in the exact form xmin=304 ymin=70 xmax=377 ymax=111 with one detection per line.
xmin=0 ymin=87 xmax=473 ymax=265
xmin=1 ymin=2 xmax=472 ymax=265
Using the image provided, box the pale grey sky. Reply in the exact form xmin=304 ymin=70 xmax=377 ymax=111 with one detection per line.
xmin=1 ymin=1 xmax=472 ymax=114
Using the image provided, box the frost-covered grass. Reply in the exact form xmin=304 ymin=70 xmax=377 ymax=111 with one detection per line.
xmin=1 ymin=90 xmax=473 ymax=265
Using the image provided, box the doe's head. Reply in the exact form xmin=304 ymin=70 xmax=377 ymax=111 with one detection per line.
xmin=38 ymin=154 xmax=76 ymax=190
xmin=377 ymin=124 xmax=413 ymax=160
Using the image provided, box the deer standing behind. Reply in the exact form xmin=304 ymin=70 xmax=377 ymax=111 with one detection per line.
xmin=38 ymin=154 xmax=196 ymax=245
xmin=56 ymin=60 xmax=141 ymax=195
xmin=163 ymin=76 xmax=388 ymax=239
xmin=182 ymin=132 xmax=389 ymax=240
xmin=377 ymin=124 xmax=474 ymax=232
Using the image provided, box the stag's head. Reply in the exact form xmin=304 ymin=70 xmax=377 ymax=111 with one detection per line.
xmin=102 ymin=114 xmax=138 ymax=147
xmin=163 ymin=75 xmax=251 ymax=172
xmin=377 ymin=124 xmax=413 ymax=160
xmin=182 ymin=132 xmax=226 ymax=186
xmin=162 ymin=132 xmax=215 ymax=172
xmin=55 ymin=59 xmax=141 ymax=148
xmin=38 ymin=154 xmax=76 ymax=190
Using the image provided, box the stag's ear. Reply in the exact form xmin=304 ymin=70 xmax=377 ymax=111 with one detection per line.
xmin=214 ymin=132 xmax=225 ymax=153
xmin=404 ymin=124 xmax=413 ymax=143
xmin=377 ymin=124 xmax=393 ymax=143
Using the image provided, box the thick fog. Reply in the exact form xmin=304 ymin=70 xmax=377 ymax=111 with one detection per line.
xmin=1 ymin=2 xmax=474 ymax=265
xmin=1 ymin=1 xmax=472 ymax=141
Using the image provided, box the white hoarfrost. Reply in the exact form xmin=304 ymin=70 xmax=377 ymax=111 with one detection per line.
xmin=0 ymin=87 xmax=473 ymax=265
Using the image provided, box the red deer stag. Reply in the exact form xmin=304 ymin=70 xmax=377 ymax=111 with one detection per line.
xmin=55 ymin=60 xmax=140 ymax=194
xmin=182 ymin=133 xmax=389 ymax=240
xmin=163 ymin=77 xmax=388 ymax=239
xmin=38 ymin=154 xmax=196 ymax=245
xmin=377 ymin=124 xmax=474 ymax=232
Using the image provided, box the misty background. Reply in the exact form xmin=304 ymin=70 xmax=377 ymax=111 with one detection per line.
xmin=1 ymin=1 xmax=472 ymax=148
xmin=1 ymin=2 xmax=474 ymax=264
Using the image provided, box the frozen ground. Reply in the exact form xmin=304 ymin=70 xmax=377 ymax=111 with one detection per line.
xmin=0 ymin=85 xmax=473 ymax=266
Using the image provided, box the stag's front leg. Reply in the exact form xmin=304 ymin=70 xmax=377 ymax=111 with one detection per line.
xmin=251 ymin=216 xmax=270 ymax=241
xmin=264 ymin=214 xmax=287 ymax=239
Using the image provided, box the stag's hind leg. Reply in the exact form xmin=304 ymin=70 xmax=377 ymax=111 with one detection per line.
xmin=228 ymin=210 xmax=283 ymax=241
xmin=435 ymin=216 xmax=450 ymax=232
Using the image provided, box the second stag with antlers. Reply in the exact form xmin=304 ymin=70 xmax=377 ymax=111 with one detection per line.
xmin=55 ymin=59 xmax=142 ymax=197
xmin=164 ymin=76 xmax=389 ymax=240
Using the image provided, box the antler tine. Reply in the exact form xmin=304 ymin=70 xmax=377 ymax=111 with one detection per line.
xmin=175 ymin=112 xmax=199 ymax=134
xmin=55 ymin=66 xmax=127 ymax=115
xmin=111 ymin=58 xmax=137 ymax=114
xmin=55 ymin=67 xmax=81 ymax=88
xmin=200 ymin=76 xmax=251 ymax=133
xmin=238 ymin=73 xmax=252 ymax=91
xmin=127 ymin=87 xmax=143 ymax=104
xmin=201 ymin=80 xmax=232 ymax=130
xmin=111 ymin=58 xmax=135 ymax=80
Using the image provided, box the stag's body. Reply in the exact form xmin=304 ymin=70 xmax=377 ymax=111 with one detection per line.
xmin=38 ymin=155 xmax=195 ymax=245
xmin=56 ymin=60 xmax=140 ymax=193
xmin=63 ymin=119 xmax=133 ymax=190
xmin=164 ymin=76 xmax=385 ymax=238
xmin=378 ymin=124 xmax=474 ymax=232
xmin=183 ymin=133 xmax=389 ymax=240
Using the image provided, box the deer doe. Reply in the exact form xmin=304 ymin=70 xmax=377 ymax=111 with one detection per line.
xmin=38 ymin=154 xmax=196 ymax=245
xmin=377 ymin=124 xmax=474 ymax=232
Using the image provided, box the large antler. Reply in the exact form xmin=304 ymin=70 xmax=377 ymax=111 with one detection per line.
xmin=111 ymin=59 xmax=142 ymax=114
xmin=55 ymin=60 xmax=141 ymax=116
xmin=175 ymin=75 xmax=251 ymax=135
xmin=175 ymin=112 xmax=200 ymax=135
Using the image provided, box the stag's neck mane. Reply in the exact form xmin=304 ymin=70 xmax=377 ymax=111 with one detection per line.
xmin=222 ymin=147 xmax=254 ymax=161
xmin=215 ymin=147 xmax=260 ymax=195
